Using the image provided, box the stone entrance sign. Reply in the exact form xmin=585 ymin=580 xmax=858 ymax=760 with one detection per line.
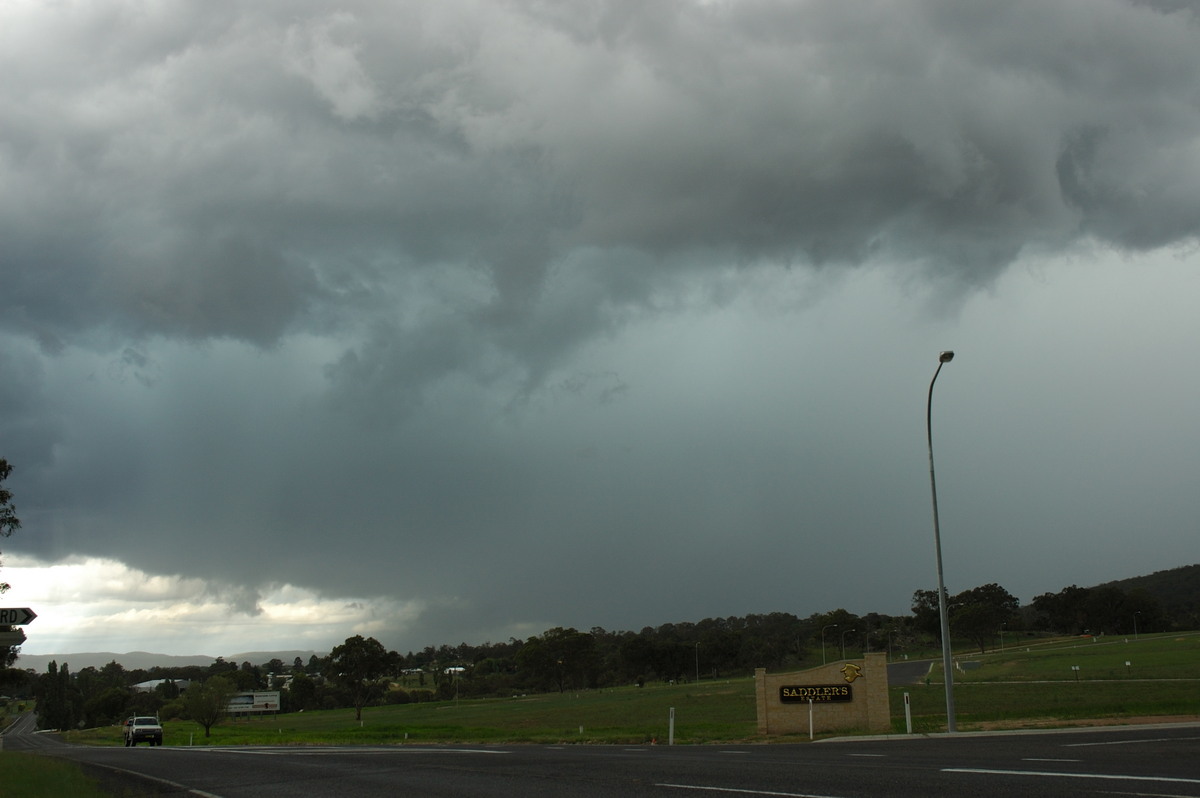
xmin=756 ymin=652 xmax=890 ymax=735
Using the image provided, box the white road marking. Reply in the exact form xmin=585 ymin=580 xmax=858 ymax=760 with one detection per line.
xmin=166 ymin=746 xmax=508 ymax=755
xmin=657 ymin=785 xmax=846 ymax=798
xmin=67 ymin=761 xmax=225 ymax=798
xmin=1023 ymin=758 xmax=1081 ymax=762
xmin=945 ymin=768 xmax=1200 ymax=785
xmin=1065 ymin=736 xmax=1200 ymax=747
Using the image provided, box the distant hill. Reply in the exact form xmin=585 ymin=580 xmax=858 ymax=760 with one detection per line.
xmin=1096 ymin=563 xmax=1200 ymax=626
xmin=13 ymin=649 xmax=322 ymax=673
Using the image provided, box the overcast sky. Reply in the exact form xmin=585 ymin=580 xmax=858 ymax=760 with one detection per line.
xmin=3 ymin=0 xmax=1199 ymax=659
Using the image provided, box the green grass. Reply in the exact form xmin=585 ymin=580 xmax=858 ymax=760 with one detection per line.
xmin=893 ymin=632 xmax=1200 ymax=732
xmin=66 ymin=680 xmax=761 ymax=747
xmin=0 ymin=751 xmax=113 ymax=798
xmin=54 ymin=632 xmax=1200 ymax=747
xmin=896 ymin=680 xmax=1198 ymax=733
xmin=955 ymin=631 xmax=1200 ymax=681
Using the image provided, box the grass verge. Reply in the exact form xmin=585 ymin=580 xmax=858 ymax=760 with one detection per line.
xmin=0 ymin=751 xmax=113 ymax=798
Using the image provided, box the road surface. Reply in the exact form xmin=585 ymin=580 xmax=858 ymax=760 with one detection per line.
xmin=5 ymin=713 xmax=1200 ymax=797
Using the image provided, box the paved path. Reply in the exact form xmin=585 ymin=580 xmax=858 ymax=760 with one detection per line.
xmin=887 ymin=658 xmax=934 ymax=684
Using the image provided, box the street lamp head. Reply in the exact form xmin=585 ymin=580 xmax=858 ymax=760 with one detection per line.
xmin=939 ymin=351 xmax=955 ymax=363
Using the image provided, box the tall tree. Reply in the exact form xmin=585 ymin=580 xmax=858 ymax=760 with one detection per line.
xmin=0 ymin=459 xmax=18 ymax=546
xmin=286 ymin=671 xmax=318 ymax=711
xmin=910 ymin=589 xmax=943 ymax=636
xmin=328 ymin=635 xmax=393 ymax=721
xmin=0 ymin=459 xmax=22 ymax=667
xmin=185 ymin=675 xmax=236 ymax=738
xmin=1031 ymin=585 xmax=1092 ymax=634
xmin=516 ymin=628 xmax=599 ymax=692
xmin=950 ymin=583 xmax=1019 ymax=653
xmin=35 ymin=661 xmax=82 ymax=731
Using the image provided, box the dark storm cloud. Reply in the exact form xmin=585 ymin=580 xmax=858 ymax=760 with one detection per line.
xmin=3 ymin=0 xmax=1200 ymax=652
xmin=5 ymin=1 xmax=1197 ymax=351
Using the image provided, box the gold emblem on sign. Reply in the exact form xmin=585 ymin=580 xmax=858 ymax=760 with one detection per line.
xmin=840 ymin=663 xmax=863 ymax=683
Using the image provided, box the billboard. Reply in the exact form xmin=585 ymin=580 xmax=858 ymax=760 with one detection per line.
xmin=227 ymin=691 xmax=281 ymax=714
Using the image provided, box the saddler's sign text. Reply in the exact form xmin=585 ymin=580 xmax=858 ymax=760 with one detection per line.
xmin=779 ymin=685 xmax=852 ymax=703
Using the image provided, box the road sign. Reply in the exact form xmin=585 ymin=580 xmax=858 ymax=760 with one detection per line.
xmin=0 ymin=607 xmax=36 ymax=625
xmin=0 ymin=629 xmax=27 ymax=647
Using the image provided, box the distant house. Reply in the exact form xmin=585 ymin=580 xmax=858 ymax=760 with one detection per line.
xmin=131 ymin=679 xmax=190 ymax=694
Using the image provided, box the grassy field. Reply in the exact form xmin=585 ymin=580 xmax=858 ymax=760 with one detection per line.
xmin=897 ymin=631 xmax=1200 ymax=732
xmin=951 ymin=630 xmax=1200 ymax=680
xmin=68 ymin=679 xmax=761 ymax=747
xmin=54 ymin=632 xmax=1200 ymax=747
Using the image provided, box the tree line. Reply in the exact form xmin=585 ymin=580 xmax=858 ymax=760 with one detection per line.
xmin=7 ymin=572 xmax=1182 ymax=733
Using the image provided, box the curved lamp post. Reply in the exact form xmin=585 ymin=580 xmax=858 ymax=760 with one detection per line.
xmin=821 ymin=624 xmax=838 ymax=665
xmin=840 ymin=628 xmax=857 ymax=661
xmin=927 ymin=350 xmax=957 ymax=733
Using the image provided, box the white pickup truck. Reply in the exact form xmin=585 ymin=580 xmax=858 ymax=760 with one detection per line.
xmin=123 ymin=715 xmax=164 ymax=746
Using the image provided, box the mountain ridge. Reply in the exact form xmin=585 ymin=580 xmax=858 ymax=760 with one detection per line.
xmin=12 ymin=649 xmax=321 ymax=672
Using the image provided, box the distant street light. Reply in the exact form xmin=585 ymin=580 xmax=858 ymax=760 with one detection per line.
xmin=927 ymin=350 xmax=957 ymax=733
xmin=695 ymin=642 xmax=700 ymax=683
xmin=840 ymin=628 xmax=857 ymax=661
xmin=821 ymin=624 xmax=838 ymax=665
xmin=1133 ymin=611 xmax=1141 ymax=641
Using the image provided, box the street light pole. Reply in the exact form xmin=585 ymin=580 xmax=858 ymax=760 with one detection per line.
xmin=695 ymin=642 xmax=700 ymax=683
xmin=840 ymin=628 xmax=856 ymax=661
xmin=927 ymin=350 xmax=957 ymax=733
xmin=821 ymin=624 xmax=838 ymax=665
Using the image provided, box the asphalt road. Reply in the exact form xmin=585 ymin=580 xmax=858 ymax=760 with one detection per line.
xmin=5 ymin=714 xmax=1200 ymax=797
xmin=886 ymin=658 xmax=933 ymax=685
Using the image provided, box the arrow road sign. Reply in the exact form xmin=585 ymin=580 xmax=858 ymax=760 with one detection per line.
xmin=0 ymin=629 xmax=26 ymax=647
xmin=0 ymin=607 xmax=37 ymax=625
